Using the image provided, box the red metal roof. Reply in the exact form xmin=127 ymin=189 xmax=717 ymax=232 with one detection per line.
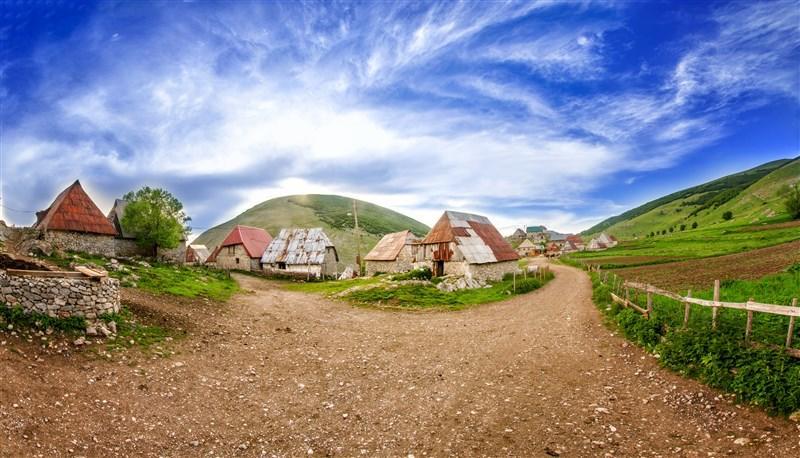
xmin=209 ymin=225 xmax=272 ymax=260
xmin=35 ymin=180 xmax=118 ymax=236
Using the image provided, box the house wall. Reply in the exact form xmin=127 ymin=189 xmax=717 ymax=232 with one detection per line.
xmin=321 ymin=247 xmax=339 ymax=277
xmin=364 ymin=245 xmax=415 ymax=276
xmin=0 ymin=270 xmax=120 ymax=319
xmin=466 ymin=260 xmax=519 ymax=282
xmin=214 ymin=244 xmax=256 ymax=271
xmin=45 ymin=231 xmax=116 ymax=257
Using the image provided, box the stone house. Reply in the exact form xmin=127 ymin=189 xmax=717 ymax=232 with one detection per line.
xmin=185 ymin=244 xmax=210 ymax=265
xmin=261 ymin=228 xmax=339 ymax=279
xmin=596 ymin=232 xmax=618 ymax=248
xmin=364 ymin=230 xmax=420 ymax=276
xmin=416 ymin=211 xmax=519 ymax=282
xmin=33 ymin=180 xmax=119 ymax=257
xmin=516 ymin=239 xmax=539 ymax=257
xmin=207 ymin=225 xmax=272 ymax=271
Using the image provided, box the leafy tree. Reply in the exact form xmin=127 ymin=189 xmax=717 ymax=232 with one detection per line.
xmin=692 ymin=221 xmax=698 ymax=229
xmin=722 ymin=211 xmax=733 ymax=221
xmin=649 ymin=231 xmax=655 ymax=237
xmin=661 ymin=229 xmax=667 ymax=235
xmin=669 ymin=226 xmax=674 ymax=233
xmin=679 ymin=224 xmax=686 ymax=231
xmin=121 ymin=187 xmax=190 ymax=257
xmin=780 ymin=183 xmax=800 ymax=220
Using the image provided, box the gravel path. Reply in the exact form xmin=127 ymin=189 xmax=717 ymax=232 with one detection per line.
xmin=1 ymin=263 xmax=798 ymax=457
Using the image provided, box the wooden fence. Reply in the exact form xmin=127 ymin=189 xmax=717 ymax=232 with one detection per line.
xmin=589 ymin=266 xmax=800 ymax=358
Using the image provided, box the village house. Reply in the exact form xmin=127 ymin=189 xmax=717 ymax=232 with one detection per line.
xmin=566 ymin=234 xmax=585 ymax=251
xmin=261 ymin=228 xmax=339 ymax=278
xmin=185 ymin=244 xmax=210 ymax=265
xmin=416 ymin=211 xmax=519 ymax=281
xmin=508 ymin=228 xmax=527 ymax=243
xmin=364 ymin=230 xmax=420 ymax=276
xmin=515 ymin=238 xmax=539 ymax=257
xmin=587 ymin=238 xmax=608 ymax=251
xmin=33 ymin=180 xmax=119 ymax=257
xmin=546 ymin=242 xmax=562 ymax=257
xmin=526 ymin=225 xmax=549 ymax=244
xmin=545 ymin=230 xmax=569 ymax=248
xmin=107 ymin=199 xmax=186 ymax=262
xmin=207 ymin=225 xmax=272 ymax=271
xmin=596 ymin=232 xmax=618 ymax=247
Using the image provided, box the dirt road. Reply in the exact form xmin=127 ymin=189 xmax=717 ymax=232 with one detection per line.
xmin=1 ymin=263 xmax=798 ymax=457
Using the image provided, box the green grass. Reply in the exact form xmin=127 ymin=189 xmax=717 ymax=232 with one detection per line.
xmin=567 ymin=221 xmax=800 ymax=266
xmin=0 ymin=305 xmax=86 ymax=332
xmin=289 ymin=271 xmax=555 ymax=310
xmin=591 ymin=269 xmax=800 ymax=415
xmin=44 ymin=251 xmax=239 ymax=301
xmin=100 ymin=308 xmax=178 ymax=353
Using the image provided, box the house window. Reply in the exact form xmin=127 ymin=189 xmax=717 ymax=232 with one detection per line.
xmin=227 ymin=246 xmax=235 ymax=255
xmin=278 ymin=262 xmax=286 ymax=270
xmin=235 ymin=258 xmax=240 ymax=264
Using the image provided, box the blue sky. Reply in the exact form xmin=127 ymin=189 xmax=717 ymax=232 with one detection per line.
xmin=1 ymin=0 xmax=798 ymax=236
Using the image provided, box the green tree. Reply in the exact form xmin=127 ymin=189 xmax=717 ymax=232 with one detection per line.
xmin=669 ymin=226 xmax=674 ymax=233
xmin=692 ymin=221 xmax=698 ymax=229
xmin=722 ymin=211 xmax=733 ymax=221
xmin=121 ymin=187 xmax=190 ymax=257
xmin=649 ymin=231 xmax=655 ymax=237
xmin=781 ymin=183 xmax=800 ymax=220
xmin=661 ymin=229 xmax=667 ymax=235
xmin=679 ymin=224 xmax=686 ymax=231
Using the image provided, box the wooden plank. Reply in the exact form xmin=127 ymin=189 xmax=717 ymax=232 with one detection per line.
xmin=646 ymin=291 xmax=653 ymax=318
xmin=685 ymin=297 xmax=800 ymax=317
xmin=712 ymin=280 xmax=720 ymax=330
xmin=74 ymin=266 xmax=107 ymax=278
xmin=683 ymin=290 xmax=692 ymax=329
xmin=787 ymin=298 xmax=798 ymax=348
xmin=745 ymin=298 xmax=754 ymax=343
xmin=5 ymin=269 xmax=85 ymax=279
xmin=624 ymin=281 xmax=684 ymax=302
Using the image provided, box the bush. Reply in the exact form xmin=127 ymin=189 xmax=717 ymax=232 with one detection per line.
xmin=392 ymin=267 xmax=432 ymax=281
xmin=722 ymin=211 xmax=733 ymax=221
xmin=782 ymin=184 xmax=800 ymax=220
xmin=692 ymin=221 xmax=698 ymax=229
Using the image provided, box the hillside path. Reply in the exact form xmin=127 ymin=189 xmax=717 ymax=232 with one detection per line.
xmin=2 ymin=263 xmax=799 ymax=457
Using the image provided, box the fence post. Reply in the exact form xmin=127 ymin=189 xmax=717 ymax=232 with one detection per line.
xmin=712 ymin=279 xmax=720 ymax=330
xmin=624 ymin=286 xmax=630 ymax=307
xmin=513 ymin=271 xmax=516 ymax=293
xmin=646 ymin=290 xmax=653 ymax=319
xmin=745 ymin=297 xmax=754 ymax=344
xmin=683 ymin=289 xmax=692 ymax=329
xmin=787 ymin=298 xmax=798 ymax=348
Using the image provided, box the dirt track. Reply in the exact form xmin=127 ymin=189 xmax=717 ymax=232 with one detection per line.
xmin=1 ymin=263 xmax=799 ymax=457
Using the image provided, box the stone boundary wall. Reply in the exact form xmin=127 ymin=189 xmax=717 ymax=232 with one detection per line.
xmin=466 ymin=260 xmax=519 ymax=282
xmin=0 ymin=270 xmax=120 ymax=319
xmin=45 ymin=231 xmax=117 ymax=258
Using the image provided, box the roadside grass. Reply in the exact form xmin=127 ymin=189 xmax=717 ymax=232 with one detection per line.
xmin=289 ymin=270 xmax=555 ymax=310
xmin=0 ymin=305 xmax=86 ymax=333
xmin=570 ymin=221 xmax=800 ymax=268
xmin=43 ymin=251 xmax=239 ymax=301
xmin=100 ymin=308 xmax=178 ymax=353
xmin=590 ymin=269 xmax=800 ymax=415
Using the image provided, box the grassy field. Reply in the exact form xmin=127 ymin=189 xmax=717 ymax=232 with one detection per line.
xmin=568 ymin=219 xmax=800 ymax=268
xmin=286 ymin=270 xmax=554 ymax=310
xmin=591 ymin=269 xmax=800 ymax=415
xmin=45 ymin=252 xmax=239 ymax=301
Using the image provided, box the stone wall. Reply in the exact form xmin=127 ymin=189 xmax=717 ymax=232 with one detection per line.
xmin=366 ymin=246 xmax=416 ymax=276
xmin=0 ymin=270 xmax=120 ymax=319
xmin=466 ymin=260 xmax=519 ymax=282
xmin=215 ymin=244 xmax=258 ymax=271
xmin=114 ymin=238 xmax=186 ymax=264
xmin=45 ymin=231 xmax=116 ymax=257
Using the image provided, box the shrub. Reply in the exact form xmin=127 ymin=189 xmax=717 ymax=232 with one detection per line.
xmin=679 ymin=224 xmax=686 ymax=231
xmin=692 ymin=221 xmax=698 ymax=229
xmin=392 ymin=267 xmax=432 ymax=281
xmin=722 ymin=211 xmax=733 ymax=221
xmin=782 ymin=183 xmax=800 ymax=220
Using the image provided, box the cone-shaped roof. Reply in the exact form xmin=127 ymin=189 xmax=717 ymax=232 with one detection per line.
xmin=35 ymin=180 xmax=117 ymax=235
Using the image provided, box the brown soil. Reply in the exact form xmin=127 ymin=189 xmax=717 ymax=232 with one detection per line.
xmin=613 ymin=240 xmax=800 ymax=291
xmin=2 ymin=264 xmax=799 ymax=457
xmin=583 ymin=256 xmax=680 ymax=267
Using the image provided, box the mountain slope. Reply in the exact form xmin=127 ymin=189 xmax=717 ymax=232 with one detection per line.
xmin=583 ymin=158 xmax=798 ymax=239
xmin=194 ymin=195 xmax=430 ymax=268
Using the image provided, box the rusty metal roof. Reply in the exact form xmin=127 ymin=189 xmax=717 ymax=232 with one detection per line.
xmin=421 ymin=211 xmax=519 ymax=264
xmin=35 ymin=180 xmax=118 ymax=236
xmin=364 ymin=230 xmax=419 ymax=261
xmin=261 ymin=228 xmax=338 ymax=265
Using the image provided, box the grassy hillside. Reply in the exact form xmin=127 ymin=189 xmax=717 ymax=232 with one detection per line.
xmin=194 ymin=195 xmax=430 ymax=269
xmin=583 ymin=158 xmax=797 ymax=239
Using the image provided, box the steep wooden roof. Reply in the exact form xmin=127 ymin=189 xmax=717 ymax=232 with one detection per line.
xmin=35 ymin=180 xmax=118 ymax=236
xmin=364 ymin=230 xmax=419 ymax=262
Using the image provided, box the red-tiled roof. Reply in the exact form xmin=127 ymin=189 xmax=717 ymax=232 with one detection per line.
xmin=35 ymin=180 xmax=118 ymax=236
xmin=209 ymin=225 xmax=272 ymax=261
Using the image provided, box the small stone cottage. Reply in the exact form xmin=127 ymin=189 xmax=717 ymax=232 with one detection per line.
xmin=516 ymin=238 xmax=538 ymax=257
xmin=416 ymin=211 xmax=519 ymax=281
xmin=34 ymin=180 xmax=118 ymax=256
xmin=107 ymin=199 xmax=186 ymax=262
xmin=185 ymin=244 xmax=210 ymax=264
xmin=261 ymin=228 xmax=338 ymax=279
xmin=208 ymin=225 xmax=272 ymax=271
xmin=364 ymin=230 xmax=420 ymax=275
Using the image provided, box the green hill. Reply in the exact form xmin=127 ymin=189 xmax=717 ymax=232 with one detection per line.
xmin=193 ymin=195 xmax=430 ymax=268
xmin=583 ymin=158 xmax=799 ymax=239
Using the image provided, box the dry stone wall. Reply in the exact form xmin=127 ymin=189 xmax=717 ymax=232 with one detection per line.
xmin=45 ymin=231 xmax=116 ymax=258
xmin=0 ymin=270 xmax=120 ymax=319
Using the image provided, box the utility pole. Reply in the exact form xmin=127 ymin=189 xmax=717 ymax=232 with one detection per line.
xmin=352 ymin=199 xmax=361 ymax=274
